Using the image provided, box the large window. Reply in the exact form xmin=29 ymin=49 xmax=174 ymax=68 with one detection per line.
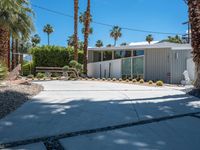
xmin=114 ymin=50 xmax=131 ymax=59
xmin=93 ymin=51 xmax=101 ymax=62
xmin=133 ymin=50 xmax=144 ymax=56
xmin=103 ymin=51 xmax=112 ymax=61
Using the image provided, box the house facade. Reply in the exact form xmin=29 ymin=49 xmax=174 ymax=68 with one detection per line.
xmin=87 ymin=42 xmax=194 ymax=84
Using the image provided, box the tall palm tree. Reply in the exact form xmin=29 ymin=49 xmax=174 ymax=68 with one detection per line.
xmin=83 ymin=0 xmax=91 ymax=74
xmin=95 ymin=40 xmax=103 ymax=47
xmin=43 ymin=24 xmax=54 ymax=45
xmin=110 ymin=26 xmax=122 ymax=46
xmin=74 ymin=0 xmax=79 ymax=61
xmin=146 ymin=34 xmax=154 ymax=44
xmin=187 ymin=0 xmax=200 ymax=88
xmin=0 ymin=0 xmax=34 ymax=69
xmin=31 ymin=34 xmax=41 ymax=47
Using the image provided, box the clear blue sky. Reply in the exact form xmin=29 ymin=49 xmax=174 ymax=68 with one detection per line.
xmin=30 ymin=0 xmax=188 ymax=47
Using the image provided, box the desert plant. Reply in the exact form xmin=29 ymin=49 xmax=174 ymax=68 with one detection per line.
xmin=63 ymin=65 xmax=70 ymax=72
xmin=156 ymin=80 xmax=164 ymax=86
xmin=27 ymin=74 xmax=34 ymax=79
xmin=126 ymin=79 xmax=129 ymax=82
xmin=148 ymin=80 xmax=153 ymax=85
xmin=36 ymin=73 xmax=45 ymax=79
xmin=69 ymin=60 xmax=78 ymax=68
xmin=102 ymin=78 xmax=106 ymax=81
xmin=107 ymin=78 xmax=111 ymax=81
xmin=112 ymin=78 xmax=117 ymax=81
xmin=132 ymin=79 xmax=137 ymax=83
xmin=119 ymin=78 xmax=122 ymax=81
xmin=0 ymin=62 xmax=7 ymax=80
xmin=139 ymin=79 xmax=144 ymax=84
xmin=92 ymin=78 xmax=95 ymax=80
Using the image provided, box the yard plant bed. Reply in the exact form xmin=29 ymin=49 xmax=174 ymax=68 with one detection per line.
xmin=0 ymin=83 xmax=43 ymax=119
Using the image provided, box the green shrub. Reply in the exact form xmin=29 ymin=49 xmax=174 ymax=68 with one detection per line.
xmin=148 ymin=80 xmax=153 ymax=85
xmin=112 ymin=78 xmax=117 ymax=81
xmin=0 ymin=62 xmax=7 ymax=80
xmin=69 ymin=60 xmax=78 ymax=68
xmin=36 ymin=73 xmax=45 ymax=79
xmin=22 ymin=62 xmax=34 ymax=76
xmin=51 ymin=72 xmax=60 ymax=77
xmin=107 ymin=78 xmax=111 ymax=81
xmin=119 ymin=78 xmax=122 ymax=81
xmin=102 ymin=78 xmax=106 ymax=81
xmin=132 ymin=79 xmax=137 ymax=83
xmin=63 ymin=65 xmax=69 ymax=71
xmin=30 ymin=46 xmax=69 ymax=67
xmin=139 ymin=79 xmax=144 ymax=83
xmin=27 ymin=74 xmax=34 ymax=79
xmin=92 ymin=78 xmax=95 ymax=80
xmin=156 ymin=80 xmax=164 ymax=86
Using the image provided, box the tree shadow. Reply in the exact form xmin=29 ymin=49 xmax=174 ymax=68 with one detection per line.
xmin=0 ymin=92 xmax=200 ymax=149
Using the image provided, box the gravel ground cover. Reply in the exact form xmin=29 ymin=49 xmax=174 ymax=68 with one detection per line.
xmin=0 ymin=82 xmax=43 ymax=119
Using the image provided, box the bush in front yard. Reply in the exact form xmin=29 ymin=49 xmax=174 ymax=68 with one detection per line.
xmin=30 ymin=46 xmax=69 ymax=67
xmin=132 ymin=79 xmax=137 ymax=83
xmin=156 ymin=80 xmax=164 ymax=86
xmin=36 ymin=73 xmax=45 ymax=79
xmin=148 ymin=80 xmax=153 ymax=85
xmin=139 ymin=79 xmax=144 ymax=83
xmin=0 ymin=62 xmax=7 ymax=80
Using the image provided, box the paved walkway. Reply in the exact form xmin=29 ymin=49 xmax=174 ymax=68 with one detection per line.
xmin=0 ymin=81 xmax=200 ymax=150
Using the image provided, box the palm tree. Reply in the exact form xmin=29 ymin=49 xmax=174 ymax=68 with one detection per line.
xmin=146 ymin=34 xmax=154 ymax=44
xmin=161 ymin=35 xmax=182 ymax=44
xmin=31 ymin=34 xmax=41 ymax=47
xmin=187 ymin=0 xmax=200 ymax=88
xmin=83 ymin=0 xmax=91 ymax=74
xmin=43 ymin=24 xmax=54 ymax=45
xmin=95 ymin=40 xmax=103 ymax=47
xmin=79 ymin=11 xmax=93 ymax=36
xmin=110 ymin=26 xmax=122 ymax=46
xmin=0 ymin=0 xmax=34 ymax=69
xmin=74 ymin=0 xmax=79 ymax=61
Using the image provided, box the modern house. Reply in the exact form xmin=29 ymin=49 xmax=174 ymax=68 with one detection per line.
xmin=87 ymin=42 xmax=194 ymax=84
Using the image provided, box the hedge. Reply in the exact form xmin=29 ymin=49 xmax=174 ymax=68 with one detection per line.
xmin=30 ymin=46 xmax=83 ymax=67
xmin=30 ymin=46 xmax=69 ymax=67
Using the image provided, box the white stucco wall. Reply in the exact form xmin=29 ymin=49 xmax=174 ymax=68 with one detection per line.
xmin=87 ymin=59 xmax=122 ymax=78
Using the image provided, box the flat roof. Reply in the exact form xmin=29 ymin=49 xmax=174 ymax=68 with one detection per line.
xmin=88 ymin=42 xmax=192 ymax=51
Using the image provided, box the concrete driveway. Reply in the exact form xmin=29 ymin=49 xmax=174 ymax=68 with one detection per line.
xmin=0 ymin=81 xmax=200 ymax=150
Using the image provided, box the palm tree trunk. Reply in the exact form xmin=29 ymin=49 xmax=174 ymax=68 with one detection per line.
xmin=188 ymin=0 xmax=200 ymax=88
xmin=74 ymin=0 xmax=79 ymax=61
xmin=48 ymin=34 xmax=50 ymax=45
xmin=114 ymin=39 xmax=116 ymax=46
xmin=0 ymin=27 xmax=10 ymax=70
xmin=83 ymin=0 xmax=90 ymax=74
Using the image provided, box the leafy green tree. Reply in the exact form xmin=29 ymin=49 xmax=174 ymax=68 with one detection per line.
xmin=43 ymin=24 xmax=54 ymax=45
xmin=110 ymin=26 xmax=122 ymax=46
xmin=31 ymin=34 xmax=41 ymax=47
xmin=146 ymin=34 xmax=154 ymax=44
xmin=95 ymin=40 xmax=103 ymax=47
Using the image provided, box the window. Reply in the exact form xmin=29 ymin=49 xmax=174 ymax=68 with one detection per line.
xmin=133 ymin=50 xmax=144 ymax=56
xmin=103 ymin=51 xmax=112 ymax=61
xmin=114 ymin=50 xmax=132 ymax=59
xmin=93 ymin=51 xmax=101 ymax=62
